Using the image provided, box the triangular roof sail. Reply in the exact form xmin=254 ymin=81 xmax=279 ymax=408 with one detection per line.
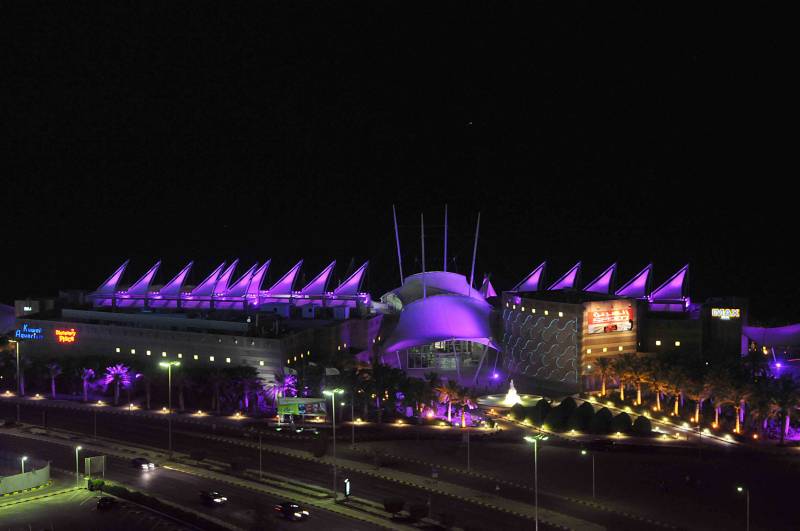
xmin=300 ymin=261 xmax=336 ymax=296
xmin=226 ymin=262 xmax=259 ymax=297
xmin=213 ymin=260 xmax=239 ymax=295
xmin=480 ymin=275 xmax=497 ymax=298
xmin=158 ymin=262 xmax=193 ymax=297
xmin=615 ymin=263 xmax=653 ymax=298
xmin=268 ymin=260 xmax=303 ymax=294
xmin=191 ymin=262 xmax=226 ymax=297
xmin=95 ymin=260 xmax=129 ymax=294
xmin=513 ymin=262 xmax=546 ymax=292
xmin=126 ymin=261 xmax=161 ymax=296
xmin=333 ymin=261 xmax=368 ymax=296
xmin=650 ymin=264 xmax=689 ymax=301
xmin=583 ymin=263 xmax=617 ymax=294
xmin=547 ymin=262 xmax=581 ymax=290
xmin=247 ymin=260 xmax=270 ymax=296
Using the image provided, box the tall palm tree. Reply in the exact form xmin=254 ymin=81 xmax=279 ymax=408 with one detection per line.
xmin=102 ymin=364 xmax=131 ymax=406
xmin=612 ymin=355 xmax=634 ymax=401
xmin=46 ymin=362 xmax=62 ymax=399
xmin=719 ymin=374 xmax=751 ymax=433
xmin=593 ymin=358 xmax=613 ymax=397
xmin=436 ymin=379 xmax=461 ymax=423
xmin=266 ymin=371 xmax=297 ymax=407
xmin=683 ymin=373 xmax=712 ymax=424
xmin=173 ymin=371 xmax=192 ymax=412
xmin=424 ymin=371 xmax=441 ymax=410
xmin=626 ymin=354 xmax=649 ymax=405
xmin=208 ymin=369 xmax=227 ymax=414
xmin=460 ymin=386 xmax=479 ymax=428
xmin=644 ymin=358 xmax=670 ymax=412
xmin=770 ymin=375 xmax=800 ymax=445
xmin=79 ymin=368 xmax=95 ymax=402
xmin=667 ymin=365 xmax=688 ymax=416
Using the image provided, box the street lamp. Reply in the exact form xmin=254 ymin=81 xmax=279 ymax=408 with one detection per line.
xmin=737 ymin=486 xmax=750 ymax=531
xmin=75 ymin=446 xmax=82 ymax=485
xmin=159 ymin=361 xmax=180 ymax=454
xmin=524 ymin=435 xmax=548 ymax=531
xmin=323 ymin=388 xmax=344 ymax=499
xmin=580 ymin=449 xmax=596 ymax=499
xmin=9 ymin=340 xmax=22 ymax=421
xmin=21 ymin=455 xmax=28 ymax=474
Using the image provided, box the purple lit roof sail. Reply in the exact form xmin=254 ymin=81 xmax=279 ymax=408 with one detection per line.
xmin=333 ymin=261 xmax=368 ymax=296
xmin=300 ymin=261 xmax=336 ymax=296
xmin=126 ymin=261 xmax=161 ymax=296
xmin=480 ymin=275 xmax=497 ymax=298
xmin=615 ymin=264 xmax=653 ymax=299
xmin=247 ymin=260 xmax=270 ymax=296
xmin=95 ymin=260 xmax=129 ymax=294
xmin=269 ymin=260 xmax=303 ymax=294
xmin=226 ymin=262 xmax=259 ymax=297
xmin=191 ymin=262 xmax=226 ymax=297
xmin=743 ymin=324 xmax=800 ymax=347
xmin=548 ymin=262 xmax=581 ymax=290
xmin=158 ymin=262 xmax=193 ymax=297
xmin=513 ymin=262 xmax=546 ymax=292
xmin=214 ymin=260 xmax=239 ymax=295
xmin=650 ymin=264 xmax=689 ymax=301
xmin=382 ymin=294 xmax=497 ymax=353
xmin=583 ymin=263 xmax=616 ymax=294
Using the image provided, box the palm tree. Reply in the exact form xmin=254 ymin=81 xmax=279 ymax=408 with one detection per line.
xmin=460 ymin=386 xmax=479 ymax=428
xmin=135 ymin=363 xmax=161 ymax=410
xmin=719 ymin=372 xmax=751 ymax=434
xmin=612 ymin=355 xmax=634 ymax=401
xmin=102 ymin=364 xmax=131 ymax=406
xmin=424 ymin=371 xmax=441 ymax=411
xmin=683 ymin=373 xmax=712 ymax=424
xmin=644 ymin=358 xmax=670 ymax=412
xmin=46 ymin=362 xmax=62 ymax=399
xmin=436 ymin=379 xmax=461 ymax=423
xmin=742 ymin=347 xmax=770 ymax=381
xmin=79 ymin=368 xmax=95 ymax=402
xmin=626 ymin=354 xmax=649 ymax=405
xmin=666 ymin=364 xmax=688 ymax=416
xmin=173 ymin=371 xmax=192 ymax=412
xmin=593 ymin=358 xmax=613 ymax=397
xmin=770 ymin=375 xmax=800 ymax=445
xmin=266 ymin=371 xmax=297 ymax=407
xmin=208 ymin=369 xmax=227 ymax=414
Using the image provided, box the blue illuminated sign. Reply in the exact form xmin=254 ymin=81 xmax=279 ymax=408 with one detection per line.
xmin=14 ymin=323 xmax=43 ymax=340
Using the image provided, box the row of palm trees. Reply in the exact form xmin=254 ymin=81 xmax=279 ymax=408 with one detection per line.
xmin=591 ymin=350 xmax=800 ymax=443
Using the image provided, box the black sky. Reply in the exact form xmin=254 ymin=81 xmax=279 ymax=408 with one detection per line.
xmin=3 ymin=3 xmax=795 ymax=323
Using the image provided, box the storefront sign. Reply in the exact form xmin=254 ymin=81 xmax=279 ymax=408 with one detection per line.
xmin=55 ymin=328 xmax=78 ymax=343
xmin=586 ymin=302 xmax=634 ymax=334
xmin=14 ymin=323 xmax=43 ymax=340
xmin=711 ymin=308 xmax=740 ymax=320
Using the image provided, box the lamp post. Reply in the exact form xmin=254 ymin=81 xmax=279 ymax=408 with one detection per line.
xmin=524 ymin=435 xmax=548 ymax=531
xmin=75 ymin=446 xmax=82 ymax=485
xmin=581 ymin=449 xmax=596 ymax=498
xmin=323 ymin=388 xmax=344 ymax=499
xmin=21 ymin=455 xmax=28 ymax=474
xmin=351 ymin=393 xmax=355 ymax=450
xmin=737 ymin=486 xmax=750 ymax=531
xmin=159 ymin=361 xmax=180 ymax=455
xmin=10 ymin=340 xmax=21 ymax=421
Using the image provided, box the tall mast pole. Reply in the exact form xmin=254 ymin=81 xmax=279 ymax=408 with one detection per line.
xmin=421 ymin=213 xmax=426 ymax=299
xmin=443 ymin=204 xmax=448 ymax=272
xmin=468 ymin=212 xmax=481 ymax=297
xmin=392 ymin=205 xmax=404 ymax=286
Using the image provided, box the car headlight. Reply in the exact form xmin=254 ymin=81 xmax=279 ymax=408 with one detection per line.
xmin=214 ymin=498 xmax=223 ymax=503
xmin=141 ymin=464 xmax=149 ymax=469
xmin=148 ymin=463 xmax=155 ymax=468
xmin=302 ymin=510 xmax=309 ymax=515
xmin=293 ymin=512 xmax=302 ymax=518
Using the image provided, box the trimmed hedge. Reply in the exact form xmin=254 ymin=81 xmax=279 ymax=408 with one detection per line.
xmin=510 ymin=403 xmax=526 ymax=421
xmin=632 ymin=415 xmax=652 ymax=435
xmin=530 ymin=399 xmax=551 ymax=426
xmin=567 ymin=402 xmax=595 ymax=432
xmin=590 ymin=407 xmax=613 ymax=434
xmin=611 ymin=412 xmax=633 ymax=433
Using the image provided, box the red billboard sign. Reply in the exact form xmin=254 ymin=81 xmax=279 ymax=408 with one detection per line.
xmin=55 ymin=328 xmax=77 ymax=343
xmin=587 ymin=303 xmax=633 ymax=334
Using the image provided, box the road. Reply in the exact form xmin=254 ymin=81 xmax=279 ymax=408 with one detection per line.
xmin=2 ymin=401 xmax=554 ymax=531
xmin=0 ymin=432 xmax=382 ymax=531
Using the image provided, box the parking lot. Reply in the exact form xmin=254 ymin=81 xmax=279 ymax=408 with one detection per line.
xmin=0 ymin=488 xmax=191 ymax=531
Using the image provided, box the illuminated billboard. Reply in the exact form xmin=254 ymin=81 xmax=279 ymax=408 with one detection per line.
xmin=55 ymin=328 xmax=78 ymax=343
xmin=711 ymin=308 xmax=740 ymax=320
xmin=586 ymin=301 xmax=634 ymax=334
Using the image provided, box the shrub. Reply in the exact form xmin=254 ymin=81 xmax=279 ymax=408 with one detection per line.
xmin=559 ymin=397 xmax=578 ymax=416
xmin=408 ymin=503 xmax=429 ymax=521
xmin=383 ymin=497 xmax=405 ymax=515
xmin=531 ymin=400 xmax=551 ymax=426
xmin=510 ymin=403 xmax=526 ymax=421
xmin=567 ymin=402 xmax=595 ymax=432
xmin=590 ymin=407 xmax=613 ymax=434
xmin=87 ymin=479 xmax=105 ymax=492
xmin=611 ymin=412 xmax=633 ymax=433
xmin=632 ymin=415 xmax=652 ymax=435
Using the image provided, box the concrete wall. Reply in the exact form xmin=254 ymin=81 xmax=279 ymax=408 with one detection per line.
xmin=0 ymin=463 xmax=50 ymax=495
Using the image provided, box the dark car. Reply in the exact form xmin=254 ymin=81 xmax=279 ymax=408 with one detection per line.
xmin=96 ymin=496 xmax=116 ymax=511
xmin=200 ymin=490 xmax=228 ymax=506
xmin=131 ymin=457 xmax=155 ymax=470
xmin=274 ymin=502 xmax=310 ymax=521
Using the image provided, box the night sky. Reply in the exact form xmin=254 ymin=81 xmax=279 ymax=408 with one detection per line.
xmin=4 ymin=4 xmax=794 ymax=323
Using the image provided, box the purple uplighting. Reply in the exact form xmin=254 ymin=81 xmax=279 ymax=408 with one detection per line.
xmin=615 ymin=263 xmax=653 ymax=299
xmin=548 ymin=262 xmax=581 ymax=290
xmin=513 ymin=262 xmax=546 ymax=292
xmin=583 ymin=263 xmax=616 ymax=294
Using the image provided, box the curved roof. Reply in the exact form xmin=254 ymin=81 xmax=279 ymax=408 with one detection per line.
xmin=743 ymin=324 xmax=800 ymax=347
xmin=382 ymin=271 xmax=484 ymax=307
xmin=382 ymin=294 xmax=497 ymax=352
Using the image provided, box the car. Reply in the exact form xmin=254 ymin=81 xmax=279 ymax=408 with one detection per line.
xmin=96 ymin=496 xmax=117 ymax=511
xmin=131 ymin=457 xmax=155 ymax=470
xmin=274 ymin=502 xmax=310 ymax=521
xmin=200 ymin=490 xmax=228 ymax=506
